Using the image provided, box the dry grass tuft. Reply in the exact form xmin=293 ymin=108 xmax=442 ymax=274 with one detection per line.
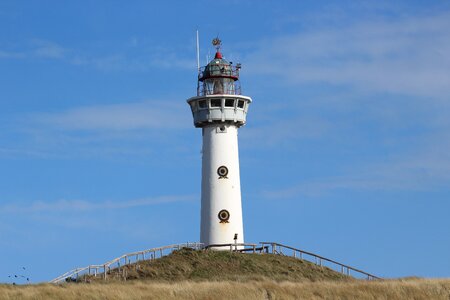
xmin=1 ymin=278 xmax=450 ymax=300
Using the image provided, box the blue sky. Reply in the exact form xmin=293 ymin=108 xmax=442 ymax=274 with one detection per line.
xmin=1 ymin=0 xmax=450 ymax=283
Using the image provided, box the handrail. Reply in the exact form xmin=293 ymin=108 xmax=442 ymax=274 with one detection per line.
xmin=50 ymin=242 xmax=203 ymax=283
xmin=204 ymin=243 xmax=258 ymax=252
xmin=50 ymin=241 xmax=379 ymax=283
xmin=259 ymin=242 xmax=380 ymax=280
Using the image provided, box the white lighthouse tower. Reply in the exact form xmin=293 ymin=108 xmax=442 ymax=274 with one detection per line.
xmin=187 ymin=38 xmax=252 ymax=248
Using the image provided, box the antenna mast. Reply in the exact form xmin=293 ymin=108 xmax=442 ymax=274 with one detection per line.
xmin=196 ymin=30 xmax=200 ymax=71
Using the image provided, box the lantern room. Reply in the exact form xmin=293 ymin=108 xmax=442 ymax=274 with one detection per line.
xmin=197 ymin=38 xmax=242 ymax=96
xmin=188 ymin=38 xmax=252 ymax=128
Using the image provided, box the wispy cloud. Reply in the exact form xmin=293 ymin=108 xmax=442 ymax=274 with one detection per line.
xmin=246 ymin=11 xmax=450 ymax=98
xmin=31 ymin=39 xmax=66 ymax=59
xmin=0 ymin=99 xmax=195 ymax=159
xmin=0 ymin=39 xmax=67 ymax=60
xmin=0 ymin=38 xmax=196 ymax=72
xmin=262 ymin=134 xmax=450 ymax=199
xmin=31 ymin=101 xmax=190 ymax=131
xmin=241 ymin=116 xmax=330 ymax=147
xmin=0 ymin=194 xmax=196 ymax=214
xmin=0 ymin=50 xmax=25 ymax=59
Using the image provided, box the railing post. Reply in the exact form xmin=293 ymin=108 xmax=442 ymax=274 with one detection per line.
xmin=293 ymin=250 xmax=296 ymax=258
xmin=103 ymin=265 xmax=107 ymax=281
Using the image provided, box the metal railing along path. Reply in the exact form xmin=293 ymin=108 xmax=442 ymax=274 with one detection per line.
xmin=50 ymin=241 xmax=379 ymax=283
xmin=50 ymin=242 xmax=203 ymax=284
xmin=260 ymin=242 xmax=380 ymax=280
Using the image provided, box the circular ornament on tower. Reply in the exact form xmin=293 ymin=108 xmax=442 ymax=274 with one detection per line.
xmin=217 ymin=166 xmax=229 ymax=178
xmin=218 ymin=209 xmax=230 ymax=223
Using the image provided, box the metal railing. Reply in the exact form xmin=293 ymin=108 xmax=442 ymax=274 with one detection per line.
xmin=50 ymin=242 xmax=203 ymax=284
xmin=204 ymin=242 xmax=260 ymax=252
xmin=260 ymin=242 xmax=380 ymax=280
xmin=197 ymin=82 xmax=241 ymax=96
xmin=50 ymin=241 xmax=379 ymax=283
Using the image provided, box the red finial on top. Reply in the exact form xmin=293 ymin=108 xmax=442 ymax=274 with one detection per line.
xmin=212 ymin=37 xmax=222 ymax=59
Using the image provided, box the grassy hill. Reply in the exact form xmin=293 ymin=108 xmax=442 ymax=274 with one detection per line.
xmin=1 ymin=249 xmax=450 ymax=299
xmin=89 ymin=247 xmax=350 ymax=282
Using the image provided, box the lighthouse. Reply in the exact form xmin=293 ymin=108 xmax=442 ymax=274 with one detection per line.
xmin=187 ymin=38 xmax=252 ymax=248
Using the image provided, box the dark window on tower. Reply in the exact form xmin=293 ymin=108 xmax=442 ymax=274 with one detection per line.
xmin=198 ymin=100 xmax=207 ymax=109
xmin=210 ymin=99 xmax=222 ymax=107
xmin=225 ymin=99 xmax=235 ymax=107
xmin=237 ymin=100 xmax=245 ymax=108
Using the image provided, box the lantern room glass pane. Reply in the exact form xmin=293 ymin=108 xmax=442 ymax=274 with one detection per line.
xmin=210 ymin=99 xmax=222 ymax=107
xmin=225 ymin=99 xmax=235 ymax=107
xmin=198 ymin=100 xmax=207 ymax=109
xmin=204 ymin=78 xmax=236 ymax=95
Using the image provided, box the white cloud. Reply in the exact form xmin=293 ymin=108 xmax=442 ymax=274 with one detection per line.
xmin=0 ymin=50 xmax=24 ymax=59
xmin=0 ymin=194 xmax=196 ymax=214
xmin=31 ymin=39 xmax=66 ymax=59
xmin=241 ymin=117 xmax=330 ymax=147
xmin=246 ymin=11 xmax=450 ymax=98
xmin=0 ymin=38 xmax=196 ymax=72
xmin=262 ymin=133 xmax=450 ymax=199
xmin=32 ymin=101 xmax=190 ymax=131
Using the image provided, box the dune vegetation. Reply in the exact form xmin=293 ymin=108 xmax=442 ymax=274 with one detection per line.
xmin=2 ymin=249 xmax=449 ymax=299
xmin=1 ymin=279 xmax=450 ymax=300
